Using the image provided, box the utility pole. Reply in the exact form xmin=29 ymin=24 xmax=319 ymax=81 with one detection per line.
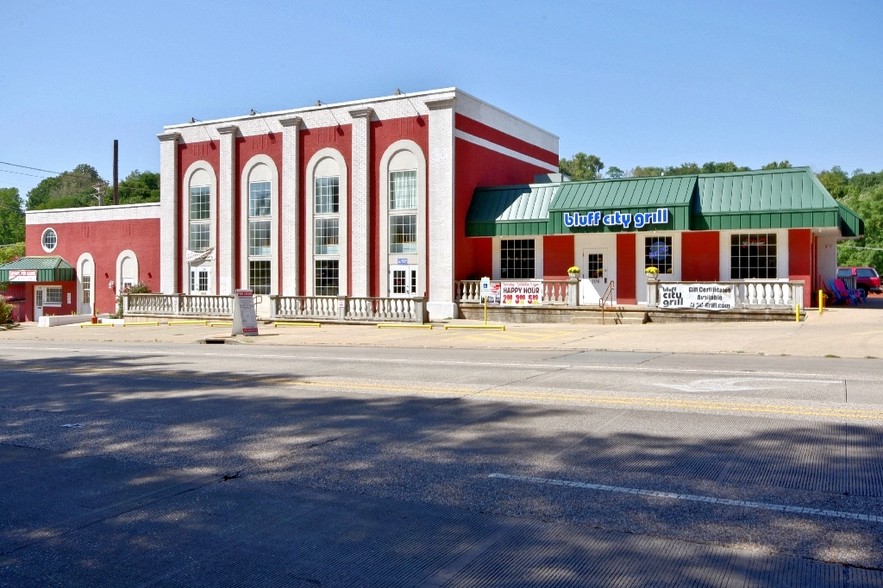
xmin=113 ymin=139 xmax=119 ymax=205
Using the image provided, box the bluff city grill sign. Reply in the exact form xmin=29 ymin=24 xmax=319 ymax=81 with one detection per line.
xmin=563 ymin=208 xmax=670 ymax=230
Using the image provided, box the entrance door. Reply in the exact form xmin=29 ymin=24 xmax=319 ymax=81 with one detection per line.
xmin=580 ymin=249 xmax=613 ymax=304
xmin=389 ymin=266 xmax=418 ymax=297
xmin=34 ymin=287 xmax=45 ymax=321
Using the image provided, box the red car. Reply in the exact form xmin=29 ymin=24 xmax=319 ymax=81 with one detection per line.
xmin=837 ymin=266 xmax=882 ymax=296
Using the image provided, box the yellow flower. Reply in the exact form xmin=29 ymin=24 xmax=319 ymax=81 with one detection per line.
xmin=645 ymin=266 xmax=659 ymax=275
xmin=568 ymin=266 xmax=580 ymax=274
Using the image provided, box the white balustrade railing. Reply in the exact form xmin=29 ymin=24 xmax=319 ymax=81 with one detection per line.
xmin=455 ymin=280 xmax=575 ymax=305
xmin=124 ymin=293 xmax=233 ymax=317
xmin=123 ymin=294 xmax=426 ymax=323
xmin=456 ymin=279 xmax=805 ymax=309
xmin=271 ymin=296 xmax=426 ymax=323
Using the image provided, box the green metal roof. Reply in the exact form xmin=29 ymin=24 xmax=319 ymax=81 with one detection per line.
xmin=548 ymin=176 xmax=694 ymax=233
xmin=466 ymin=184 xmax=558 ymax=237
xmin=691 ymin=168 xmax=864 ymax=233
xmin=465 ymin=167 xmax=864 ymax=238
xmin=0 ymin=256 xmax=76 ymax=282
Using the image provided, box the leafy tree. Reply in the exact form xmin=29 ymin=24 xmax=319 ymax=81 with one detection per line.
xmin=631 ymin=166 xmax=664 ymax=177
xmin=839 ymin=182 xmax=883 ymax=268
xmin=664 ymin=162 xmax=701 ymax=176
xmin=118 ymin=170 xmax=160 ymax=204
xmin=762 ymin=160 xmax=792 ymax=170
xmin=816 ymin=166 xmax=849 ymax=201
xmin=0 ymin=241 xmax=24 ymax=265
xmin=559 ymin=153 xmax=604 ymax=180
xmin=0 ymin=188 xmax=25 ymax=245
xmin=606 ymin=166 xmax=625 ymax=179
xmin=699 ymin=161 xmax=749 ymax=174
xmin=26 ymin=164 xmax=106 ymax=210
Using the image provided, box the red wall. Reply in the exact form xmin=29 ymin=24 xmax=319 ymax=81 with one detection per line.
xmin=616 ymin=233 xmax=636 ymax=304
xmin=24 ymin=216 xmax=161 ymax=318
xmin=454 ymin=114 xmax=558 ymax=282
xmin=543 ymin=235 xmax=575 ymax=277
xmin=788 ymin=228 xmax=813 ymax=308
xmin=682 ymin=231 xmax=720 ymax=281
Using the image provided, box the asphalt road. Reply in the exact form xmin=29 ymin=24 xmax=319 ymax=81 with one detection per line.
xmin=2 ymin=341 xmax=883 ymax=586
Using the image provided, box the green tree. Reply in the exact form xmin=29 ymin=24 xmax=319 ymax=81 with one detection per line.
xmin=559 ymin=153 xmax=604 ymax=180
xmin=606 ymin=166 xmax=625 ymax=179
xmin=762 ymin=160 xmax=792 ymax=170
xmin=699 ymin=161 xmax=749 ymax=174
xmin=816 ymin=166 xmax=849 ymax=201
xmin=664 ymin=162 xmax=701 ymax=176
xmin=26 ymin=164 xmax=106 ymax=210
xmin=631 ymin=166 xmax=664 ymax=177
xmin=118 ymin=170 xmax=160 ymax=204
xmin=839 ymin=182 xmax=883 ymax=268
xmin=0 ymin=188 xmax=25 ymax=245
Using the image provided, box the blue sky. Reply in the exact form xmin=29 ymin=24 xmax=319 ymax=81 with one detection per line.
xmin=1 ymin=0 xmax=881 ymax=198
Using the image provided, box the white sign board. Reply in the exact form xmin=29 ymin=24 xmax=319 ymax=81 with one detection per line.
xmin=658 ymin=283 xmax=736 ymax=310
xmin=232 ymin=289 xmax=259 ymax=336
xmin=501 ymin=282 xmax=542 ymax=306
xmin=9 ymin=270 xmax=37 ymax=282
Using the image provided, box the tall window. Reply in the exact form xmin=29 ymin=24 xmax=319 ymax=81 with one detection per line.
xmin=731 ymin=233 xmax=777 ymax=279
xmin=501 ymin=239 xmax=535 ymax=279
xmin=248 ymin=180 xmax=271 ymax=294
xmin=189 ymin=185 xmax=210 ymax=251
xmin=645 ymin=236 xmax=672 ymax=274
xmin=82 ymin=275 xmax=91 ymax=304
xmin=314 ymin=176 xmax=339 ymax=295
xmin=389 ymin=170 xmax=417 ymax=253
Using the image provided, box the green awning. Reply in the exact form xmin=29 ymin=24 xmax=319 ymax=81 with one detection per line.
xmin=690 ymin=168 xmax=861 ymax=233
xmin=465 ymin=167 xmax=864 ymax=238
xmin=549 ymin=176 xmax=694 ymax=232
xmin=466 ymin=184 xmax=558 ymax=236
xmin=0 ymin=256 xmax=76 ymax=283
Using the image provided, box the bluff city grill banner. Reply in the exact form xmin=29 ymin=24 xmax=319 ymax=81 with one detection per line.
xmin=658 ymin=283 xmax=736 ymax=310
xmin=501 ymin=282 xmax=542 ymax=306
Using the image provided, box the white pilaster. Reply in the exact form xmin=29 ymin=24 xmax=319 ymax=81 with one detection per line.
xmin=280 ymin=117 xmax=302 ymax=295
xmin=425 ymin=97 xmax=457 ymax=320
xmin=217 ymin=125 xmax=238 ymax=295
xmin=158 ymin=132 xmax=180 ymax=294
xmin=348 ymin=107 xmax=372 ymax=297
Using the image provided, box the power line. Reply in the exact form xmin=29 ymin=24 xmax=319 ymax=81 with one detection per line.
xmin=0 ymin=160 xmax=64 ymax=176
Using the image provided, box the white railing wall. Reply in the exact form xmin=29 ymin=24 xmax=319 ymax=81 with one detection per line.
xmin=123 ymin=293 xmax=426 ymax=323
xmin=455 ymin=279 xmax=805 ymax=309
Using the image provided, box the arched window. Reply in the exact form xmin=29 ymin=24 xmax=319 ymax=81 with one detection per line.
xmin=379 ymin=141 xmax=426 ymax=297
xmin=183 ymin=163 xmax=216 ymax=295
xmin=241 ymin=156 xmax=278 ymax=295
xmin=306 ymin=149 xmax=348 ymax=296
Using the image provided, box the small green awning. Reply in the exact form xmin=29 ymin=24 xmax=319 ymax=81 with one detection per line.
xmin=0 ymin=256 xmax=76 ymax=283
xmin=466 ymin=184 xmax=558 ymax=236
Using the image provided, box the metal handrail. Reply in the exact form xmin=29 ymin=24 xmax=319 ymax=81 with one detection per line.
xmin=599 ymin=280 xmax=615 ymax=325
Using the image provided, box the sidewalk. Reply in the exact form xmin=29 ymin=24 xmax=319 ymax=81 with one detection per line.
xmin=6 ymin=298 xmax=883 ymax=359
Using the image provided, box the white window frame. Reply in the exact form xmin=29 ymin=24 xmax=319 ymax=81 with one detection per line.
xmin=306 ymin=149 xmax=348 ymax=296
xmin=239 ymin=156 xmax=279 ymax=295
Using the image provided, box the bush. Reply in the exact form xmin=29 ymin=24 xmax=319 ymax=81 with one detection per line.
xmin=0 ymin=300 xmax=12 ymax=325
xmin=112 ymin=281 xmax=153 ymax=318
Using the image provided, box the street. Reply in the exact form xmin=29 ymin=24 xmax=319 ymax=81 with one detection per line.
xmin=2 ymin=340 xmax=883 ymax=586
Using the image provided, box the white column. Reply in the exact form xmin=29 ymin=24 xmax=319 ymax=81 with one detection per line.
xmin=279 ymin=117 xmax=302 ymax=296
xmin=425 ymin=97 xmax=457 ymax=320
xmin=217 ymin=125 xmax=238 ymax=295
xmin=348 ymin=107 xmax=373 ymax=297
xmin=158 ymin=132 xmax=180 ymax=294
